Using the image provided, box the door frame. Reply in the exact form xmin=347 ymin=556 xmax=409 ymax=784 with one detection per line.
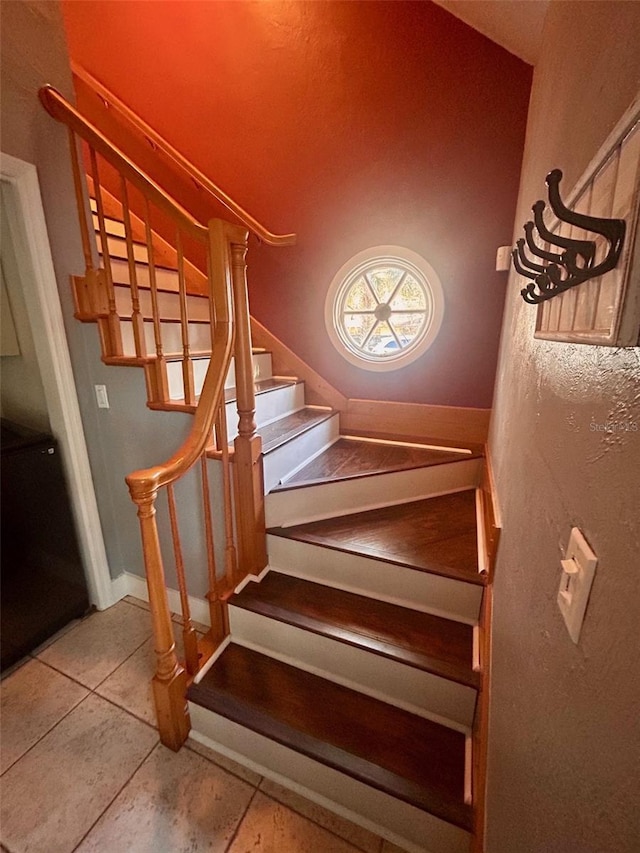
xmin=1 ymin=152 xmax=113 ymax=609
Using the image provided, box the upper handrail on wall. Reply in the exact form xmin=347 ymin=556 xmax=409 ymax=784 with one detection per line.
xmin=39 ymin=85 xmax=207 ymax=243
xmin=71 ymin=62 xmax=297 ymax=247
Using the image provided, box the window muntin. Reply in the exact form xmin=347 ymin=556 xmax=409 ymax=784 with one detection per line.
xmin=325 ymin=247 xmax=444 ymax=371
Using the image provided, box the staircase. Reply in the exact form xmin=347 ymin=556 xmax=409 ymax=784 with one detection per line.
xmin=190 ymin=442 xmax=484 ymax=853
xmin=40 ymin=80 xmax=497 ymax=853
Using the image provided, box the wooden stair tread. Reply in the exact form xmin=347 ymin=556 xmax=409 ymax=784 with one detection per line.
xmin=231 ymin=571 xmax=477 ymax=686
xmin=188 ymin=643 xmax=471 ymax=830
xmin=268 ymin=491 xmax=483 ymax=585
xmin=224 ymin=377 xmax=299 ymax=404
xmin=274 ymin=437 xmax=479 ymax=490
xmin=261 ymin=408 xmax=335 ymax=454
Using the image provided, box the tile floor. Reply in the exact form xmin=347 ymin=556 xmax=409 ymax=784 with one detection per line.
xmin=0 ymin=597 xmax=408 ymax=853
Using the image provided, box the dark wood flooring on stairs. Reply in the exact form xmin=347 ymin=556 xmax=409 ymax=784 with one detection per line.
xmin=188 ymin=643 xmax=472 ymax=831
xmin=231 ymin=571 xmax=478 ymax=687
xmin=269 ymin=490 xmax=483 ymax=584
xmin=260 ymin=408 xmax=335 ymax=454
xmin=275 ymin=437 xmax=478 ymax=489
xmin=224 ymin=377 xmax=298 ymax=404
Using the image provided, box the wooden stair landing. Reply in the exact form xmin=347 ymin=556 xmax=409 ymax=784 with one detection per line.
xmin=274 ymin=437 xmax=478 ymax=490
xmin=268 ymin=489 xmax=483 ymax=585
xmin=231 ymin=571 xmax=477 ymax=687
xmin=188 ymin=643 xmax=472 ymax=831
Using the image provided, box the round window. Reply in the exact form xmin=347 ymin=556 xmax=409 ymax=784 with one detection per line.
xmin=324 ymin=246 xmax=444 ymax=371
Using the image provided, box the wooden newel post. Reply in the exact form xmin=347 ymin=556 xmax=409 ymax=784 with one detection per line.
xmin=129 ymin=480 xmax=190 ymax=750
xmin=230 ymin=240 xmax=268 ymax=577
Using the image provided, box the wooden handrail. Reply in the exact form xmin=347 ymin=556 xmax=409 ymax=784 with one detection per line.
xmin=71 ymin=63 xmax=297 ymax=247
xmin=39 ymin=85 xmax=207 ymax=244
xmin=42 ymin=79 xmax=265 ymax=750
xmin=126 ymin=220 xmax=247 ymax=501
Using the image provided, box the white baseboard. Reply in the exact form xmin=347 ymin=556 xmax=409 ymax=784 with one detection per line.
xmin=110 ymin=571 xmax=211 ymax=626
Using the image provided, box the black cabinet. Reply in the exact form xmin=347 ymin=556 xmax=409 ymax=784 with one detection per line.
xmin=1 ymin=419 xmax=90 ymax=671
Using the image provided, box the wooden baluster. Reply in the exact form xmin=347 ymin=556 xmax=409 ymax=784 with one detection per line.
xmin=200 ymin=454 xmax=228 ymax=641
xmin=176 ymin=231 xmax=195 ymax=406
xmin=120 ymin=176 xmax=146 ymax=358
xmin=215 ymin=406 xmax=238 ymax=589
xmin=127 ymin=484 xmax=189 ymax=750
xmin=88 ymin=148 xmax=122 ymax=355
xmin=67 ymin=129 xmax=100 ymax=318
xmin=166 ymin=485 xmax=199 ymax=676
xmin=143 ymin=198 xmax=169 ymax=402
xmin=230 ymin=239 xmax=267 ymax=578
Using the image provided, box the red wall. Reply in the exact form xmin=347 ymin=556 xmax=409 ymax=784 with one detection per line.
xmin=62 ymin=0 xmax=531 ymax=408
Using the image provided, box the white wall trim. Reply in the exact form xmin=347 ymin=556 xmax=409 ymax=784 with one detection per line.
xmin=0 ymin=152 xmax=113 ymax=609
xmin=114 ymin=571 xmax=211 ymax=627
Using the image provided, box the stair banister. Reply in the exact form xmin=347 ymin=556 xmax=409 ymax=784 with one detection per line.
xmin=41 ymin=80 xmax=267 ymax=749
xmin=125 ymin=218 xmax=247 ymax=749
xmin=71 ymin=63 xmax=297 ymax=248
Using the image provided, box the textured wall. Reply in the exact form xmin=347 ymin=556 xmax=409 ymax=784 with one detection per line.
xmin=487 ymin=3 xmax=640 ymax=851
xmin=0 ymin=1 xmax=199 ymax=585
xmin=62 ymin=0 xmax=531 ymax=409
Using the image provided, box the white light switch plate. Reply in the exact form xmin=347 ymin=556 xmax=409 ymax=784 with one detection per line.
xmin=95 ymin=384 xmax=110 ymax=409
xmin=557 ymin=527 xmax=597 ymax=643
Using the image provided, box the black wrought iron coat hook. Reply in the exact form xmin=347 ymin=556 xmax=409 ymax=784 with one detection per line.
xmin=512 ymin=169 xmax=626 ymax=304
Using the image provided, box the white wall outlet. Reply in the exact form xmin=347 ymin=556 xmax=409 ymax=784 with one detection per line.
xmin=495 ymin=245 xmax=512 ymax=272
xmin=94 ymin=384 xmax=110 ymax=409
xmin=557 ymin=527 xmax=598 ymax=643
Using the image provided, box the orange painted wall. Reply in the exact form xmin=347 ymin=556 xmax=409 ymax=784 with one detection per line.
xmin=62 ymin=0 xmax=531 ymax=408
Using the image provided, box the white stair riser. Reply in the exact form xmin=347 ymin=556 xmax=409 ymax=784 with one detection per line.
xmin=228 ymin=609 xmax=476 ymax=730
xmin=114 ymin=285 xmax=210 ymax=321
xmin=263 ymin=415 xmax=340 ymax=493
xmin=266 ymin=457 xmax=482 ymax=527
xmin=96 ymin=231 xmax=148 ymax=264
xmin=267 ymin=535 xmax=483 ymax=624
xmin=165 ymin=350 xmax=275 ymax=402
xmin=188 ymin=714 xmax=470 ymax=853
xmin=120 ymin=321 xmax=211 ymax=360
xmin=91 ymin=211 xmax=129 ymax=240
xmin=225 ymin=352 xmax=273 ymax=389
xmin=165 ymin=357 xmax=210 ymax=400
xmin=226 ymin=383 xmax=305 ymax=441
xmin=110 ymin=256 xmax=182 ymax=293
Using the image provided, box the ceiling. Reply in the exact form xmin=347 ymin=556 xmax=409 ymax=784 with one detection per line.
xmin=432 ymin=0 xmax=550 ymax=65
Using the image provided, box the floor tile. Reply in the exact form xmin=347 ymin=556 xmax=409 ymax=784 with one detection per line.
xmin=75 ymin=742 xmax=254 ymax=853
xmin=186 ymin=736 xmax=263 ymax=786
xmin=37 ymin=601 xmax=152 ymax=688
xmin=96 ymin=631 xmax=185 ymax=725
xmin=228 ymin=791 xmax=362 ymax=852
xmin=0 ymin=693 xmax=157 ymax=853
xmin=0 ymin=658 xmax=88 ymax=774
xmin=259 ymin=778 xmax=380 ymax=852
xmin=124 ymin=595 xmax=150 ymax=612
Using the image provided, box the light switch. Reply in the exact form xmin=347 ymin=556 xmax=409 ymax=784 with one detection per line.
xmin=495 ymin=246 xmax=512 ymax=272
xmin=95 ymin=384 xmax=110 ymax=409
xmin=557 ymin=527 xmax=597 ymax=643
